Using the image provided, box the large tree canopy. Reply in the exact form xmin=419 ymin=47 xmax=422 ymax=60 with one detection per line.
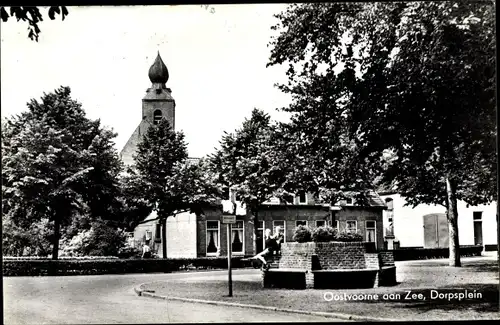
xmin=208 ymin=108 xmax=287 ymax=254
xmin=268 ymin=1 xmax=496 ymax=266
xmin=2 ymin=86 xmax=123 ymax=259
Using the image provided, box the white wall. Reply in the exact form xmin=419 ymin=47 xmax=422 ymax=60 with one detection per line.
xmin=380 ymin=194 xmax=497 ymax=248
xmin=166 ymin=211 xmax=197 ymax=258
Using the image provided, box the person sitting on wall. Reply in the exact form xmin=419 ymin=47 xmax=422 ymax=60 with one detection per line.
xmin=245 ymin=229 xmax=277 ymax=270
xmin=142 ymin=241 xmax=152 ymax=259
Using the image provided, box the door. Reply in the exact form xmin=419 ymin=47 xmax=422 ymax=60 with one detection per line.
xmin=423 ymin=213 xmax=448 ymax=248
xmin=473 ymin=212 xmax=483 ymax=246
xmin=474 ymin=222 xmax=483 ymax=245
xmin=423 ymin=214 xmax=437 ymax=248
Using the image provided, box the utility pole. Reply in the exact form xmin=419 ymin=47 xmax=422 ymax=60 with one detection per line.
xmin=222 ymin=190 xmax=237 ymax=297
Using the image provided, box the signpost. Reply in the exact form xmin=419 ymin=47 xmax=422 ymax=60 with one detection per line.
xmin=222 ymin=214 xmax=236 ymax=297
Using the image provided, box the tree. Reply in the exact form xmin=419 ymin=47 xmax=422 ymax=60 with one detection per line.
xmin=117 ymin=171 xmax=155 ymax=232
xmin=2 ymin=86 xmax=123 ymax=259
xmin=0 ymin=6 xmax=69 ymax=41
xmin=2 ymin=214 xmax=52 ymax=256
xmin=208 ymin=109 xmax=287 ymax=254
xmin=268 ymin=2 xmax=496 ymax=267
xmin=132 ymin=118 xmax=222 ymax=258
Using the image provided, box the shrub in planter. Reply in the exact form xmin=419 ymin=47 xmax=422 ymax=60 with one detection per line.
xmin=293 ymin=225 xmax=312 ymax=243
xmin=312 ymin=226 xmax=336 ymax=242
xmin=334 ymin=230 xmax=363 ymax=242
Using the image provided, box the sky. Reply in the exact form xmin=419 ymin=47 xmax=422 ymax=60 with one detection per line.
xmin=1 ymin=4 xmax=294 ymax=158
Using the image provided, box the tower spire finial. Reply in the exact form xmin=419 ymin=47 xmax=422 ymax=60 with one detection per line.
xmin=148 ymin=52 xmax=169 ymax=84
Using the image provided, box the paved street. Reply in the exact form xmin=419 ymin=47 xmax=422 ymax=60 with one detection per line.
xmin=3 ymin=269 xmax=345 ymax=324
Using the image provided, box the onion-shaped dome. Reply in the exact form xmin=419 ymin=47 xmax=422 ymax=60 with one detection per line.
xmin=148 ymin=52 xmax=169 ymax=84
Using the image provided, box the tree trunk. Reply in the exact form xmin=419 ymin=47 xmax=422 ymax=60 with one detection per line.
xmin=446 ymin=176 xmax=461 ymax=267
xmin=51 ymin=216 xmax=61 ymax=260
xmin=497 ymin=200 xmax=499 ymax=309
xmin=161 ymin=218 xmax=167 ymax=259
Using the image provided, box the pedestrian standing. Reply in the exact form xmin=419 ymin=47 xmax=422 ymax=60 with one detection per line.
xmin=142 ymin=241 xmax=152 ymax=258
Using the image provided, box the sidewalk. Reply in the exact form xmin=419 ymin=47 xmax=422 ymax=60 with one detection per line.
xmin=140 ymin=255 xmax=499 ymax=321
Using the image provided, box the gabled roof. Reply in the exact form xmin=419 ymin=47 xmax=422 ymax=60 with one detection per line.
xmin=363 ymin=190 xmax=387 ymax=207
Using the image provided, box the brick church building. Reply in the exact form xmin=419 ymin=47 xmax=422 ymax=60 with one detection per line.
xmin=121 ymin=53 xmax=386 ymax=258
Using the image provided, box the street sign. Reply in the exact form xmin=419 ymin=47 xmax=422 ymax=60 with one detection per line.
xmin=222 ymin=215 xmax=236 ymax=224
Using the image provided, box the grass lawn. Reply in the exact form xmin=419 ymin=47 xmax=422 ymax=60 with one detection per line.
xmin=142 ymin=256 xmax=500 ymax=321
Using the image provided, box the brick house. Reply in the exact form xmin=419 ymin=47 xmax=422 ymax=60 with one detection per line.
xmin=121 ymin=53 xmax=387 ymax=257
xmin=130 ymin=190 xmax=386 ymax=258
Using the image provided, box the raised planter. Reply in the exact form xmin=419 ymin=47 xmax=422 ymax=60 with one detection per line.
xmin=262 ymin=241 xmax=396 ymax=289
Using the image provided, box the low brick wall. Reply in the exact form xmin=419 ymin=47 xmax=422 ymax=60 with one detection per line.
xmin=279 ymin=242 xmax=371 ymax=270
xmin=279 ymin=242 xmax=315 ymax=270
xmin=315 ymin=242 xmax=367 ymax=270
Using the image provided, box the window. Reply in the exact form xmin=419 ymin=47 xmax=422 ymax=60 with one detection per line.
xmin=473 ymin=212 xmax=482 ymax=220
xmin=315 ymin=220 xmax=326 ymax=228
xmin=346 ymin=220 xmax=357 ymax=233
xmin=366 ymin=220 xmax=376 ymax=244
xmin=231 ymin=221 xmax=244 ymax=254
xmin=257 ymin=221 xmax=264 ymax=253
xmin=345 ymin=198 xmax=353 ymax=204
xmin=206 ymin=221 xmax=220 ymax=255
xmin=273 ymin=220 xmax=286 ymax=242
xmin=333 ymin=220 xmax=339 ymax=231
xmin=145 ymin=230 xmax=152 ymax=241
xmin=296 ymin=220 xmax=308 ymax=227
xmin=298 ymin=191 xmax=307 ymax=204
xmin=153 ymin=110 xmax=163 ymax=124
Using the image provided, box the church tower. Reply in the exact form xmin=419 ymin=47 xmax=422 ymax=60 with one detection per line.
xmin=120 ymin=52 xmax=176 ymax=166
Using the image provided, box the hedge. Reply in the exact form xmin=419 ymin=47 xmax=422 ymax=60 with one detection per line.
xmin=382 ymin=245 xmax=483 ymax=261
xmin=3 ymin=256 xmax=119 ymax=260
xmin=2 ymin=257 xmax=254 ymax=276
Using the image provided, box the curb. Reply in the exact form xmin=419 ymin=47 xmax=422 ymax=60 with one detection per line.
xmin=134 ymin=283 xmax=397 ymax=322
